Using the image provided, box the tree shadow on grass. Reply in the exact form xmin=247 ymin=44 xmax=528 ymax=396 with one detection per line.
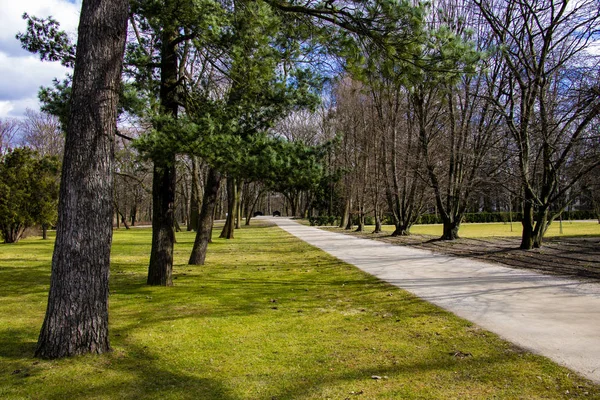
xmin=5 ymin=344 xmax=238 ymax=400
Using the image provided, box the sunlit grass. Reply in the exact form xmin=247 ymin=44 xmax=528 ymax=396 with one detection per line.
xmin=0 ymin=223 xmax=598 ymax=399
xmin=370 ymin=220 xmax=600 ymax=238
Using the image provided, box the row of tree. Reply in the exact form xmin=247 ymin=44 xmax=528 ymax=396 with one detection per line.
xmin=297 ymin=0 xmax=600 ymax=250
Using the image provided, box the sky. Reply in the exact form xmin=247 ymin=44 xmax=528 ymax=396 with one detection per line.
xmin=0 ymin=0 xmax=81 ymax=119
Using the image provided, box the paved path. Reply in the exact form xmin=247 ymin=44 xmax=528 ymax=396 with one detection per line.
xmin=268 ymin=217 xmax=600 ymax=384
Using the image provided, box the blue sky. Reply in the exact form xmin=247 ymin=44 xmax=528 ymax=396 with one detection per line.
xmin=0 ymin=0 xmax=81 ymax=119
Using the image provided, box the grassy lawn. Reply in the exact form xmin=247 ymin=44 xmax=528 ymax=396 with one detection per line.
xmin=0 ymin=222 xmax=598 ymax=399
xmin=373 ymin=220 xmax=600 ymax=238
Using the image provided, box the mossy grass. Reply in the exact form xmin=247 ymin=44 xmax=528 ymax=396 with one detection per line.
xmin=1 ymin=222 xmax=598 ymax=399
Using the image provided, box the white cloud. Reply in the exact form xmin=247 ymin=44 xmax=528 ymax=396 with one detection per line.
xmin=0 ymin=52 xmax=70 ymax=100
xmin=0 ymin=97 xmax=39 ymax=119
xmin=0 ymin=0 xmax=81 ymax=44
xmin=0 ymin=0 xmax=80 ymax=119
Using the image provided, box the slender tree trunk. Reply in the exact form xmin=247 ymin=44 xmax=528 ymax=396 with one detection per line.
xmin=373 ymin=215 xmax=382 ymax=234
xmin=355 ymin=210 xmax=364 ymax=232
xmin=42 ymin=224 xmax=48 ymax=240
xmin=520 ymin=195 xmax=535 ymax=250
xmin=130 ymin=203 xmax=137 ymax=226
xmin=235 ymin=180 xmax=242 ymax=229
xmin=345 ymin=212 xmax=354 ymax=230
xmin=339 ymin=198 xmax=350 ymax=228
xmin=36 ymin=0 xmax=128 ymax=359
xmin=220 ymin=178 xmax=236 ymax=239
xmin=189 ymin=168 xmax=222 ymax=265
xmin=147 ymin=158 xmax=176 ymax=286
xmin=532 ymin=207 xmax=550 ymax=249
xmin=188 ymin=156 xmax=200 ymax=231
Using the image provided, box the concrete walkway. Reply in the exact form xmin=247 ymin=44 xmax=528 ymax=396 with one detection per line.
xmin=267 ymin=217 xmax=600 ymax=384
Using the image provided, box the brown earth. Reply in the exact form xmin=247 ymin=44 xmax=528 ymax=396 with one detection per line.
xmin=322 ymin=227 xmax=600 ymax=282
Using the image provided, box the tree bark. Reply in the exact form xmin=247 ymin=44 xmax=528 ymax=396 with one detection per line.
xmin=189 ymin=168 xmax=222 ymax=265
xmin=147 ymin=158 xmax=176 ymax=286
xmin=36 ymin=0 xmax=128 ymax=359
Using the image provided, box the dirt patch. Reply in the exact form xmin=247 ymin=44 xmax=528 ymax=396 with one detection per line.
xmin=322 ymin=227 xmax=600 ymax=282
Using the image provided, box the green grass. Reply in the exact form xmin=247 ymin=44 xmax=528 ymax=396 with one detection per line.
xmin=0 ymin=223 xmax=598 ymax=399
xmin=373 ymin=220 xmax=600 ymax=238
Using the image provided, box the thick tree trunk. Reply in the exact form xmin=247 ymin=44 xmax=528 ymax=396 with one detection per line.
xmin=36 ymin=0 xmax=128 ymax=359
xmin=147 ymin=158 xmax=176 ymax=286
xmin=440 ymin=218 xmax=461 ymax=240
xmin=189 ymin=168 xmax=222 ymax=265
xmin=392 ymin=224 xmax=410 ymax=236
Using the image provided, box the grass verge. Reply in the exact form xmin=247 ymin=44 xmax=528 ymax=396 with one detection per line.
xmin=378 ymin=221 xmax=600 ymax=238
xmin=0 ymin=222 xmax=598 ymax=399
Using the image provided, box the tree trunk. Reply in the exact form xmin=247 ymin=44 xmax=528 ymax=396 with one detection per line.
xmin=188 ymin=156 xmax=200 ymax=231
xmin=373 ymin=216 xmax=382 ymax=234
xmin=288 ymin=193 xmax=298 ymax=218
xmin=392 ymin=220 xmax=413 ymax=236
xmin=36 ymin=0 xmax=128 ymax=359
xmin=1 ymin=224 xmax=25 ymax=243
xmin=147 ymin=158 xmax=176 ymax=286
xmin=355 ymin=208 xmax=364 ymax=232
xmin=532 ymin=207 xmax=550 ymax=249
xmin=520 ymin=197 xmax=535 ymax=250
xmin=189 ymin=168 xmax=222 ymax=265
xmin=235 ymin=179 xmax=242 ymax=229
xmin=42 ymin=224 xmax=48 ymax=240
xmin=345 ymin=212 xmax=354 ymax=230
xmin=339 ymin=198 xmax=350 ymax=228
xmin=441 ymin=218 xmax=461 ymax=240
xmin=147 ymin=22 xmax=178 ymax=286
xmin=220 ymin=178 xmax=236 ymax=239
xmin=130 ymin=203 xmax=137 ymax=226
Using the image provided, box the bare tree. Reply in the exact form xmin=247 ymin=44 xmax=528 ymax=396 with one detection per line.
xmin=0 ymin=118 xmax=19 ymax=155
xmin=20 ymin=109 xmax=64 ymax=158
xmin=475 ymin=0 xmax=600 ymax=248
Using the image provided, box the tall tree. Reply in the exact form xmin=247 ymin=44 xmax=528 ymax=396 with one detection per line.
xmin=35 ymin=0 xmax=129 ymax=358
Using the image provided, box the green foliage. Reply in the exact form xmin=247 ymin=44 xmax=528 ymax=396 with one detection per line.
xmin=16 ymin=13 xmax=76 ymax=67
xmin=0 ymin=148 xmax=60 ymax=243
